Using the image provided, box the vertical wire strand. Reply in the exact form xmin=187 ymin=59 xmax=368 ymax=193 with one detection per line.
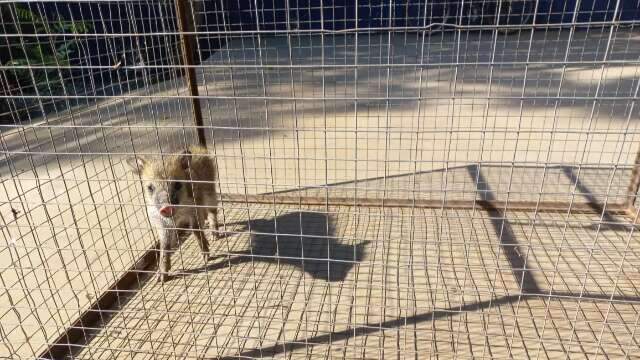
xmin=2 ymin=1 xmax=640 ymax=358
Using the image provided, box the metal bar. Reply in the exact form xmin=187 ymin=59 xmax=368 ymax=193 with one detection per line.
xmin=175 ymin=0 xmax=206 ymax=147
xmin=38 ymin=248 xmax=158 ymax=360
xmin=219 ymin=194 xmax=631 ymax=215
xmin=0 ymin=19 xmax=634 ymax=37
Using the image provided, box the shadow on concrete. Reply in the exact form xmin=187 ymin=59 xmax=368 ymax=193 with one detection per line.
xmin=5 ymin=30 xmax=640 ymax=177
xmin=209 ymin=289 xmax=640 ymax=359
xmin=211 ymin=295 xmax=522 ymax=359
xmin=174 ymin=211 xmax=368 ymax=282
xmin=206 ymin=164 xmax=640 ymax=359
xmin=561 ymin=166 xmax=631 ymax=231
xmin=468 ymin=164 xmax=541 ymax=293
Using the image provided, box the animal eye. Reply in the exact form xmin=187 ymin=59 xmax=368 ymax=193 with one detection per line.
xmin=173 ymin=182 xmax=182 ymax=191
xmin=147 ymin=184 xmax=155 ymax=193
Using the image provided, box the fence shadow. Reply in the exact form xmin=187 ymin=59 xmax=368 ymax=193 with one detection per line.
xmin=203 ymin=165 xmax=639 ymax=359
xmin=561 ymin=166 xmax=632 ymax=230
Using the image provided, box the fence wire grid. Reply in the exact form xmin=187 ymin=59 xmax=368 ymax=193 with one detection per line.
xmin=2 ymin=0 xmax=640 ymax=359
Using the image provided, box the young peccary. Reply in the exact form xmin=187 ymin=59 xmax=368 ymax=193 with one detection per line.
xmin=127 ymin=145 xmax=219 ymax=282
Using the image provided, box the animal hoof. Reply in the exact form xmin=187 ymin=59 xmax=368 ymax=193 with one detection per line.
xmin=202 ymin=253 xmax=210 ymax=263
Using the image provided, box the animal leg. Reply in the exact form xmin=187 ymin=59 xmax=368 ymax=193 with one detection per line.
xmin=194 ymin=228 xmax=210 ymax=263
xmin=208 ymin=208 xmax=219 ymax=240
xmin=157 ymin=227 xmax=176 ymax=283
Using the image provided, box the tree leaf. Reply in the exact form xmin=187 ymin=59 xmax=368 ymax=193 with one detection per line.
xmin=15 ymin=6 xmax=35 ymax=22
xmin=5 ymin=58 xmax=32 ymax=67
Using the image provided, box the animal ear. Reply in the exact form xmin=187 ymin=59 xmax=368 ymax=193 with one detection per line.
xmin=126 ymin=157 xmax=146 ymax=175
xmin=179 ymin=149 xmax=192 ymax=170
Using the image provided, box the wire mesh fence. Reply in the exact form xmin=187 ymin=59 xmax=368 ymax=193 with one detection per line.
xmin=1 ymin=0 xmax=640 ymax=358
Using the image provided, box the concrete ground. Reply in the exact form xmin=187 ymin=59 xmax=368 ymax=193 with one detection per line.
xmin=1 ymin=28 xmax=640 ymax=358
xmin=72 ymin=196 xmax=640 ymax=359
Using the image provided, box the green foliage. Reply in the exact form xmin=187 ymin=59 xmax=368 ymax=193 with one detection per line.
xmin=5 ymin=4 xmax=92 ymax=94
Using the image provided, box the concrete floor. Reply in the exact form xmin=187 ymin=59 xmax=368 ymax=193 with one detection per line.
xmin=72 ymin=198 xmax=640 ymax=359
xmin=1 ymin=28 xmax=640 ymax=358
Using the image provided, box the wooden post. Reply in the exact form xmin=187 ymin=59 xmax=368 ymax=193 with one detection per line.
xmin=175 ymin=0 xmax=206 ymax=147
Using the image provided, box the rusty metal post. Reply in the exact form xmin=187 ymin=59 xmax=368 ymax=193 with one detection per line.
xmin=175 ymin=0 xmax=206 ymax=147
xmin=625 ymin=149 xmax=640 ymax=210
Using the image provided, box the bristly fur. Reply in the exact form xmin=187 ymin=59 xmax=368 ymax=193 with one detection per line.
xmin=127 ymin=145 xmax=219 ymax=282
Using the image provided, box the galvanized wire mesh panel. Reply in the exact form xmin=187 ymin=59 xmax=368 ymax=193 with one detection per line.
xmin=1 ymin=0 xmax=640 ymax=359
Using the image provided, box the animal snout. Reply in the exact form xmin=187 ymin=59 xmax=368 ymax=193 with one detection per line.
xmin=159 ymin=205 xmax=175 ymax=218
